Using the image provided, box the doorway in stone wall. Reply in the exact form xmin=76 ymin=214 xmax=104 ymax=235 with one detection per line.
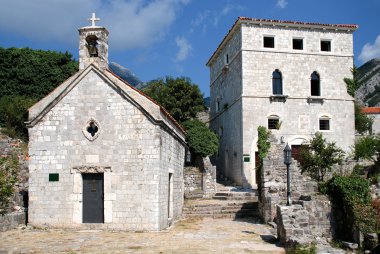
xmin=168 ymin=173 xmax=173 ymax=220
xmin=82 ymin=173 xmax=104 ymax=223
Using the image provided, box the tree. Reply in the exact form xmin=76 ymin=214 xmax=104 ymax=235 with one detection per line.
xmin=0 ymin=47 xmax=78 ymax=100
xmin=182 ymin=119 xmax=219 ymax=157
xmin=0 ymin=154 xmax=19 ymax=215
xmin=0 ymin=96 xmax=36 ymax=140
xmin=300 ymin=132 xmax=345 ymax=182
xmin=343 ymin=66 xmax=373 ymax=134
xmin=355 ymin=103 xmax=373 ymax=134
xmin=142 ymin=76 xmax=205 ymax=123
xmin=354 ymin=135 xmax=380 ymax=162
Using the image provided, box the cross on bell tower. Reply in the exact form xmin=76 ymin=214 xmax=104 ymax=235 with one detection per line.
xmin=78 ymin=13 xmax=109 ymax=70
xmin=88 ymin=13 xmax=100 ymax=27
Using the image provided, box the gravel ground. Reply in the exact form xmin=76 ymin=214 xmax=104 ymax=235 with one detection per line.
xmin=0 ymin=217 xmax=285 ymax=254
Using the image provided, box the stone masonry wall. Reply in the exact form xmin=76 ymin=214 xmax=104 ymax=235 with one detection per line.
xmin=277 ymin=197 xmax=335 ymax=247
xmin=184 ymin=157 xmax=216 ymax=199
xmin=0 ymin=133 xmax=28 ymax=231
xmin=259 ymin=135 xmax=318 ymax=223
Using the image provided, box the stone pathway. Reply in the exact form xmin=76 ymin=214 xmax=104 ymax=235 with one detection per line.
xmin=0 ymin=218 xmax=284 ymax=253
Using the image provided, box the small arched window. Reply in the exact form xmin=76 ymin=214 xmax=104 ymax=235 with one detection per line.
xmin=268 ymin=115 xmax=280 ymax=130
xmin=311 ymin=71 xmax=320 ymax=96
xmin=272 ymin=69 xmax=283 ymax=95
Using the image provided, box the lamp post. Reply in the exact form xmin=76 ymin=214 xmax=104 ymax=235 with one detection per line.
xmin=283 ymin=143 xmax=292 ymax=206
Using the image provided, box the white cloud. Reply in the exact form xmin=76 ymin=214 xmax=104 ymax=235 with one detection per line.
xmin=276 ymin=0 xmax=288 ymax=8
xmin=213 ymin=4 xmax=245 ymax=26
xmin=174 ymin=36 xmax=192 ymax=62
xmin=359 ymin=34 xmax=380 ymax=63
xmin=0 ymin=0 xmax=189 ymax=50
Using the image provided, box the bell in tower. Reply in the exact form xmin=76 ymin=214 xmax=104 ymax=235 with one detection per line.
xmin=78 ymin=13 xmax=109 ymax=70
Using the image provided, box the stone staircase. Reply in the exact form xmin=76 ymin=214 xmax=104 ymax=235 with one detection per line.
xmin=183 ymin=184 xmax=259 ymax=219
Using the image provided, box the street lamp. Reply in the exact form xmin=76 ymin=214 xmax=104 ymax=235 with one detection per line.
xmin=283 ymin=143 xmax=292 ymax=206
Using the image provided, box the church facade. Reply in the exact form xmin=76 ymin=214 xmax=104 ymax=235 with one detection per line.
xmin=207 ymin=17 xmax=357 ymax=187
xmin=27 ymin=14 xmax=186 ymax=231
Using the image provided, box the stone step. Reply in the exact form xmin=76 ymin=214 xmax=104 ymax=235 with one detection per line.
xmin=183 ymin=199 xmax=259 ymax=219
xmin=212 ymin=191 xmax=259 ymax=201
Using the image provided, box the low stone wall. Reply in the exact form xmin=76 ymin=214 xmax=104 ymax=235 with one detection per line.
xmin=184 ymin=167 xmax=203 ymax=198
xmin=0 ymin=133 xmax=29 ymax=230
xmin=184 ymin=157 xmax=216 ymax=199
xmin=277 ymin=197 xmax=334 ymax=247
xmin=0 ymin=212 xmax=25 ymax=232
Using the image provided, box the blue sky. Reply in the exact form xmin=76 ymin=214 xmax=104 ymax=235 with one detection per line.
xmin=0 ymin=0 xmax=379 ymax=97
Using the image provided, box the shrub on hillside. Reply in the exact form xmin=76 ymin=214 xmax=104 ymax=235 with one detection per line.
xmin=0 ymin=154 xmax=19 ymax=215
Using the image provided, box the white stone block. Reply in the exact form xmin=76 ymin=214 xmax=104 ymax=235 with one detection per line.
xmin=85 ymin=155 xmax=99 ymax=163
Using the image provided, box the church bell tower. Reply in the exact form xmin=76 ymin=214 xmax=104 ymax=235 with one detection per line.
xmin=78 ymin=13 xmax=109 ymax=70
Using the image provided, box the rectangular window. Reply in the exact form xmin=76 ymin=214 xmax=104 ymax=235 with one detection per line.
xmin=319 ymin=119 xmax=330 ymax=130
xmin=321 ymin=40 xmax=331 ymax=52
xmin=268 ymin=118 xmax=279 ymax=129
xmin=263 ymin=36 xmax=275 ymax=48
xmin=293 ymin=38 xmax=303 ymax=50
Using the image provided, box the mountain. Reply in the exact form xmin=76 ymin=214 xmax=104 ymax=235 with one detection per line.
xmin=109 ymin=62 xmax=144 ymax=88
xmin=355 ymin=58 xmax=380 ymax=107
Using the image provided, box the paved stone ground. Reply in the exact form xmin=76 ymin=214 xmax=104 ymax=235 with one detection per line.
xmin=0 ymin=218 xmax=284 ymax=253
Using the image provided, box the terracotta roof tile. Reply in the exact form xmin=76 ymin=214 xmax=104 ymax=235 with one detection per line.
xmin=362 ymin=107 xmax=380 ymax=114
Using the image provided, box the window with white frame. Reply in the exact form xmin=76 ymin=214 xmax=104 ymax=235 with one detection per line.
xmin=319 ymin=116 xmax=330 ymax=131
xmin=293 ymin=38 xmax=303 ymax=50
xmin=263 ymin=36 xmax=275 ymax=48
xmin=320 ymin=40 xmax=331 ymax=52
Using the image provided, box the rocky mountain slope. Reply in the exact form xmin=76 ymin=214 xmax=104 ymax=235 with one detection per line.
xmin=355 ymin=58 xmax=380 ymax=106
xmin=109 ymin=62 xmax=145 ymax=88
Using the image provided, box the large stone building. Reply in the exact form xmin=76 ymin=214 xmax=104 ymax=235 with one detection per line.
xmin=207 ymin=17 xmax=357 ymax=187
xmin=27 ymin=14 xmax=186 ymax=231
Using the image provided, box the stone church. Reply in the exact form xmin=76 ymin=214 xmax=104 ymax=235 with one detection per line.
xmin=207 ymin=17 xmax=357 ymax=188
xmin=26 ymin=14 xmax=186 ymax=231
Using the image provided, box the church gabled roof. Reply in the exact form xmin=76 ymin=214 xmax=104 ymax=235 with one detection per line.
xmin=27 ymin=63 xmax=185 ymax=141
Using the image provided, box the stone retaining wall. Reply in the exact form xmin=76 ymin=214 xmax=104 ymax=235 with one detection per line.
xmin=0 ymin=212 xmax=25 ymax=232
xmin=184 ymin=157 xmax=216 ymax=199
xmin=0 ymin=133 xmax=28 ymax=230
xmin=277 ymin=197 xmax=334 ymax=247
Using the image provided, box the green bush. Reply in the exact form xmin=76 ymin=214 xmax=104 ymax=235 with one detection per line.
xmin=0 ymin=154 xmax=19 ymax=215
xmin=354 ymin=135 xmax=380 ymax=162
xmin=286 ymin=243 xmax=316 ymax=254
xmin=326 ymin=175 xmax=378 ymax=240
xmin=300 ymin=132 xmax=345 ymax=182
xmin=182 ymin=119 xmax=219 ymax=157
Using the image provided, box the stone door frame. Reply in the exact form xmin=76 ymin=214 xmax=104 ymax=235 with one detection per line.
xmin=71 ymin=166 xmax=114 ymax=224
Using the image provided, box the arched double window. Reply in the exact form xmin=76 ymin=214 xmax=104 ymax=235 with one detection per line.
xmin=311 ymin=71 xmax=320 ymax=96
xmin=272 ymin=69 xmax=283 ymax=95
